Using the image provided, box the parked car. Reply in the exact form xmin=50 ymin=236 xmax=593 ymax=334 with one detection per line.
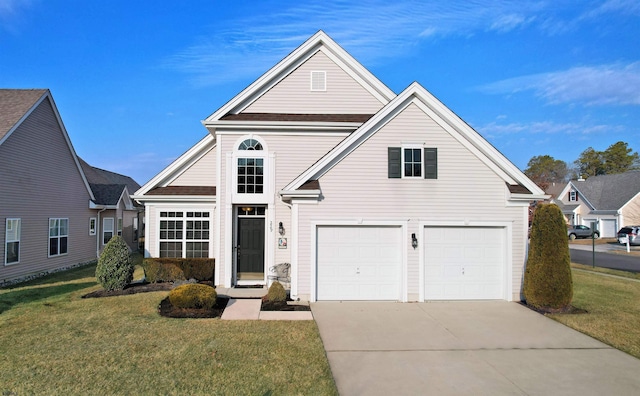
xmin=617 ymin=226 xmax=640 ymax=245
xmin=567 ymin=225 xmax=599 ymax=240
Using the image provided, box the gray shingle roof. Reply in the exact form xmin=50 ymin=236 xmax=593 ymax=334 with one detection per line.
xmin=0 ymin=89 xmax=48 ymax=141
xmin=572 ymin=171 xmax=640 ymax=210
xmin=79 ymin=157 xmax=141 ymax=206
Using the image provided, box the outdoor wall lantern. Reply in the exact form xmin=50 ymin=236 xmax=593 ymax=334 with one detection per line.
xmin=279 ymin=221 xmax=285 ymax=236
xmin=411 ymin=233 xmax=418 ymax=249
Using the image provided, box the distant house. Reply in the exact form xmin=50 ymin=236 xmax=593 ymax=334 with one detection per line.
xmin=0 ymin=89 xmax=141 ymax=285
xmin=552 ymin=171 xmax=640 ymax=237
xmin=79 ymin=158 xmax=142 ymax=252
xmin=133 ymin=32 xmax=546 ymax=302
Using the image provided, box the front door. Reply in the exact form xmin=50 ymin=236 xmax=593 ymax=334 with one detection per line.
xmin=236 ymin=217 xmax=265 ymax=282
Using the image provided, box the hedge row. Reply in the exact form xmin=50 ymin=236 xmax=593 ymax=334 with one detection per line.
xmin=142 ymin=258 xmax=215 ymax=282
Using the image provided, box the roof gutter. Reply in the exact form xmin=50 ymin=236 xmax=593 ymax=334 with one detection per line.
xmin=278 ymin=189 xmax=322 ymax=200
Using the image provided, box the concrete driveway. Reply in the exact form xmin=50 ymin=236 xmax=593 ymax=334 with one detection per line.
xmin=311 ymin=301 xmax=640 ymax=395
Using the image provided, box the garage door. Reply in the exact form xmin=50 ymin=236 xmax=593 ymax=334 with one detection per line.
xmin=600 ymin=219 xmax=617 ymax=238
xmin=424 ymin=226 xmax=505 ymax=300
xmin=317 ymin=226 xmax=402 ymax=300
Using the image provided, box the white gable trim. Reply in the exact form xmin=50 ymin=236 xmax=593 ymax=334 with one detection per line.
xmin=283 ymin=82 xmax=545 ymax=199
xmin=134 ymin=134 xmax=215 ymax=196
xmin=202 ymin=30 xmax=395 ymax=125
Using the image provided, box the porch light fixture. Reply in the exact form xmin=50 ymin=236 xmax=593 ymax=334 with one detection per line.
xmin=411 ymin=233 xmax=418 ymax=249
xmin=240 ymin=207 xmax=254 ymax=213
xmin=278 ymin=221 xmax=285 ymax=236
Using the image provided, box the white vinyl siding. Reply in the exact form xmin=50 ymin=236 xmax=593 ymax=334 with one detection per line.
xmin=0 ymin=97 xmax=96 ymax=282
xmin=244 ymin=51 xmax=385 ymax=114
xmin=5 ymin=218 xmax=20 ymax=265
xmin=295 ymin=103 xmax=526 ymax=301
xmin=169 ymin=146 xmax=217 ymax=187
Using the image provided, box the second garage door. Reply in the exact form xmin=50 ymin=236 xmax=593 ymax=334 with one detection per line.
xmin=316 ymin=225 xmax=402 ymax=300
xmin=424 ymin=226 xmax=505 ymax=300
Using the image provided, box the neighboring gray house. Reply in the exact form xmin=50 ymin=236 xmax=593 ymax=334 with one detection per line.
xmin=553 ymin=171 xmax=640 ymax=237
xmin=133 ymin=31 xmax=546 ymax=302
xmin=0 ymin=89 xmax=141 ymax=285
xmin=79 ymin=158 xmax=142 ymax=253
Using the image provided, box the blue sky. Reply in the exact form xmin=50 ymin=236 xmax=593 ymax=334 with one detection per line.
xmin=1 ymin=0 xmax=638 ymax=185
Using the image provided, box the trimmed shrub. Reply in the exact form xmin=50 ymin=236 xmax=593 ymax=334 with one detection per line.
xmin=169 ymin=283 xmax=217 ymax=309
xmin=523 ymin=203 xmax=573 ymax=311
xmin=95 ymin=236 xmax=134 ymax=291
xmin=142 ymin=258 xmax=214 ymax=282
xmin=266 ymin=281 xmax=287 ymax=302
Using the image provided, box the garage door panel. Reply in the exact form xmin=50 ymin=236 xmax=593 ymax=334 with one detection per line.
xmin=425 ymin=226 xmax=505 ymax=300
xmin=317 ymin=226 xmax=402 ymax=301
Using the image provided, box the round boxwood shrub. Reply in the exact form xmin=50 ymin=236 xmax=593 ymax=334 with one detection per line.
xmin=523 ymin=203 xmax=573 ymax=311
xmin=169 ymin=283 xmax=217 ymax=309
xmin=266 ymin=281 xmax=287 ymax=302
xmin=95 ymin=236 xmax=134 ymax=291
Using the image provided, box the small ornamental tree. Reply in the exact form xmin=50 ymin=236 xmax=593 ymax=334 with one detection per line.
xmin=523 ymin=203 xmax=573 ymax=311
xmin=95 ymin=236 xmax=134 ymax=291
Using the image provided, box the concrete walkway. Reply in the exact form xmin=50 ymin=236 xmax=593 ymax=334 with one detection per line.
xmin=311 ymin=301 xmax=640 ymax=395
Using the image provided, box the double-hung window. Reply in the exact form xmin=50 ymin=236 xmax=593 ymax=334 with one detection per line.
xmin=103 ymin=218 xmax=114 ymax=245
xmin=49 ymin=218 xmax=68 ymax=257
xmin=569 ymin=190 xmax=577 ymax=202
xmin=5 ymin=218 xmax=20 ymax=265
xmin=159 ymin=211 xmax=210 ymax=258
xmin=403 ymin=147 xmax=422 ymax=178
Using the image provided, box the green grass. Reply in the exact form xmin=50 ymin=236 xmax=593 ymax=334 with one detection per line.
xmin=0 ymin=265 xmax=337 ymax=395
xmin=548 ymin=268 xmax=640 ymax=359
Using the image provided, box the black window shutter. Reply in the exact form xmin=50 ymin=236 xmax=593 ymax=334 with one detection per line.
xmin=388 ymin=147 xmax=401 ymax=178
xmin=424 ymin=148 xmax=437 ymax=179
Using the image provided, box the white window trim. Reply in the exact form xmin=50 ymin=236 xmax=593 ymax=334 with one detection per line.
xmin=48 ymin=218 xmax=69 ymax=257
xmin=401 ymin=144 xmax=423 ymax=179
xmin=310 ymin=70 xmax=326 ymax=91
xmin=103 ymin=217 xmax=114 ymax=245
xmin=158 ymin=210 xmax=212 ymax=258
xmin=569 ymin=190 xmax=577 ymax=201
xmin=89 ymin=217 xmax=97 ymax=236
xmin=5 ymin=218 xmax=21 ymax=265
xmin=231 ymin=135 xmax=270 ymax=204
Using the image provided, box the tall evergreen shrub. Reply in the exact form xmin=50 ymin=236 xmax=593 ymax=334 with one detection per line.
xmin=95 ymin=236 xmax=133 ymax=291
xmin=523 ymin=203 xmax=573 ymax=311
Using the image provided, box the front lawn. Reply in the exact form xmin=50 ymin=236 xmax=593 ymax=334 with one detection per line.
xmin=548 ymin=268 xmax=640 ymax=359
xmin=0 ymin=265 xmax=337 ymax=395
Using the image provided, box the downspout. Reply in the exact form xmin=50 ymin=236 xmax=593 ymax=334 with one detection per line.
xmin=96 ymin=208 xmax=106 ymax=258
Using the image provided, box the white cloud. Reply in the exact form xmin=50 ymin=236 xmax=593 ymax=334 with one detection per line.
xmin=477 ymin=119 xmax=625 ymax=140
xmin=478 ymin=62 xmax=640 ymax=106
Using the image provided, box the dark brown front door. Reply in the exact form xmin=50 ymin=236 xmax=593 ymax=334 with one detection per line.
xmin=237 ymin=217 xmax=265 ymax=281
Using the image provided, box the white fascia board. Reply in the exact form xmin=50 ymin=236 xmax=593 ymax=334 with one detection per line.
xmin=279 ymin=189 xmax=321 ymax=199
xmin=620 ymin=191 xmax=640 ymax=212
xmin=135 ymin=135 xmax=215 ymax=196
xmin=556 ymin=182 xmax=573 ymax=200
xmin=89 ymin=202 xmax=117 ymax=210
xmin=206 ymin=121 xmax=363 ymax=131
xmin=214 ymin=130 xmax=351 ymax=138
xmin=132 ymin=195 xmax=216 ymax=204
xmin=509 ymin=193 xmax=549 ymax=201
xmin=202 ymin=31 xmax=395 ymax=124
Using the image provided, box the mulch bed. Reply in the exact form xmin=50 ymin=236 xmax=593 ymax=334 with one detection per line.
xmin=520 ymin=302 xmax=588 ymax=315
xmin=158 ymin=296 xmax=229 ymax=318
xmin=261 ymin=300 xmax=311 ymax=311
xmin=82 ymin=281 xmax=308 ymax=318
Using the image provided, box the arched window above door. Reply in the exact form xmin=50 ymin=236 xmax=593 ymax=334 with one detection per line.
xmin=238 ymin=139 xmax=263 ymax=151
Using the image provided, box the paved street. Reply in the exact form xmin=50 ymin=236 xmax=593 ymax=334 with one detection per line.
xmin=570 ymin=246 xmax=640 ymax=273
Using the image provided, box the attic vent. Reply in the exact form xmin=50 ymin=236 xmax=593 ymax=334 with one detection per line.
xmin=310 ymin=71 xmax=326 ymax=91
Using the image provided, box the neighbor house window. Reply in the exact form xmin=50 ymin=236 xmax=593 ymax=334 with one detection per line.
xmin=89 ymin=218 xmax=97 ymax=236
xmin=103 ymin=218 xmax=114 ymax=245
xmin=49 ymin=218 xmax=68 ymax=257
xmin=117 ymin=218 xmax=123 ymax=236
xmin=388 ymin=146 xmax=438 ymax=179
xmin=5 ymin=218 xmax=20 ymax=265
xmin=159 ymin=211 xmax=210 ymax=258
xmin=569 ymin=190 xmax=577 ymax=201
